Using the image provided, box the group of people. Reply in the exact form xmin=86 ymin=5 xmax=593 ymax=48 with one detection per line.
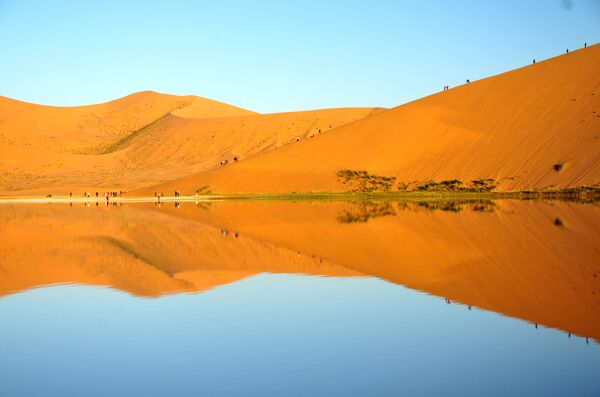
xmin=67 ymin=191 xmax=125 ymax=200
xmin=220 ymin=228 xmax=240 ymax=238
xmin=220 ymin=157 xmax=239 ymax=166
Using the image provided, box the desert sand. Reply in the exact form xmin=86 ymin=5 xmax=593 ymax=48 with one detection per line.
xmin=150 ymin=44 xmax=600 ymax=195
xmin=2 ymin=46 xmax=598 ymax=196
xmin=0 ymin=91 xmax=380 ymax=195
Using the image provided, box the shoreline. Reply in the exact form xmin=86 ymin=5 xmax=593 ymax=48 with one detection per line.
xmin=1 ymin=189 xmax=599 ymax=204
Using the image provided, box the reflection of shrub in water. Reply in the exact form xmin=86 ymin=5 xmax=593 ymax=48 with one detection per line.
xmin=416 ymin=199 xmax=497 ymax=213
xmin=337 ymin=202 xmax=397 ymax=223
xmin=520 ymin=185 xmax=600 ymax=204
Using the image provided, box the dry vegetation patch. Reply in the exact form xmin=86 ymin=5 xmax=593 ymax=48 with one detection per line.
xmin=336 ymin=170 xmax=396 ymax=192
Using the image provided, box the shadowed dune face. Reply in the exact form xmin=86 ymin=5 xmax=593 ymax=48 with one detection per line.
xmin=158 ymin=45 xmax=600 ymax=194
xmin=0 ymin=90 xmax=380 ymax=194
xmin=1 ymin=200 xmax=599 ymax=341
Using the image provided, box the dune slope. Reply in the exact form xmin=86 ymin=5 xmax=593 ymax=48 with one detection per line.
xmin=0 ymin=90 xmax=380 ymax=194
xmin=156 ymin=45 xmax=600 ymax=194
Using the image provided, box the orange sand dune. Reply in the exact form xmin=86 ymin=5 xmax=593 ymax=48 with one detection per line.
xmin=0 ymin=91 xmax=252 ymax=154
xmin=0 ymin=90 xmax=380 ymax=194
xmin=0 ymin=203 xmax=361 ymax=297
xmin=156 ymin=200 xmax=600 ymax=341
xmin=156 ymin=45 xmax=600 ymax=194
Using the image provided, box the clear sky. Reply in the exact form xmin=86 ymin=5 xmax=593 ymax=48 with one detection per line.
xmin=0 ymin=0 xmax=598 ymax=113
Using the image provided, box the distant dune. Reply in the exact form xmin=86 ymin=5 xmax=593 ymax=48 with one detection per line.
xmin=153 ymin=44 xmax=600 ymax=194
xmin=0 ymin=90 xmax=380 ymax=195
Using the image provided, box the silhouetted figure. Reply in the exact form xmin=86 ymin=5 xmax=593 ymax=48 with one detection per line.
xmin=584 ymin=42 xmax=587 ymax=48
xmin=566 ymin=48 xmax=569 ymax=53
xmin=466 ymin=79 xmax=470 ymax=83
xmin=586 ymin=338 xmax=589 ymax=345
xmin=568 ymin=332 xmax=571 ymax=338
xmin=69 ymin=192 xmax=72 ymax=198
xmin=533 ymin=59 xmax=536 ymax=64
xmin=535 ymin=323 xmax=538 ymax=329
xmin=95 ymin=192 xmax=98 ymax=198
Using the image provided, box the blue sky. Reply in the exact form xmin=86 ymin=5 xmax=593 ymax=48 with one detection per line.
xmin=0 ymin=0 xmax=598 ymax=112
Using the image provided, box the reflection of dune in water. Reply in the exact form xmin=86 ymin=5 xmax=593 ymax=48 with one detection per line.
xmin=0 ymin=204 xmax=362 ymax=298
xmin=0 ymin=199 xmax=599 ymax=342
xmin=156 ymin=199 xmax=600 ymax=342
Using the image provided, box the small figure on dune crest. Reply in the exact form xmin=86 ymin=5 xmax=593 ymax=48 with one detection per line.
xmin=584 ymin=42 xmax=587 ymax=48
xmin=566 ymin=48 xmax=569 ymax=53
xmin=533 ymin=59 xmax=536 ymax=64
xmin=443 ymin=85 xmax=449 ymax=91
xmin=466 ymin=79 xmax=470 ymax=83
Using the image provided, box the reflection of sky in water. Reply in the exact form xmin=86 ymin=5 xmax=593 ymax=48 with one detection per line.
xmin=1 ymin=274 xmax=599 ymax=396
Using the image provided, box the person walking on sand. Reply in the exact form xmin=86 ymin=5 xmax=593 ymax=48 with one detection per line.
xmin=533 ymin=59 xmax=536 ymax=64
xmin=69 ymin=192 xmax=72 ymax=198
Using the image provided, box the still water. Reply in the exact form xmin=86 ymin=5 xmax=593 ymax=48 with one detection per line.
xmin=1 ymin=199 xmax=599 ymax=396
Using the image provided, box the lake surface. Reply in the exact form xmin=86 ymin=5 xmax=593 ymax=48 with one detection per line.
xmin=1 ymin=199 xmax=599 ymax=396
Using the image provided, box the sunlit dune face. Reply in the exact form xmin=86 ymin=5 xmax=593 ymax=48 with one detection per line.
xmin=155 ymin=45 xmax=600 ymax=195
